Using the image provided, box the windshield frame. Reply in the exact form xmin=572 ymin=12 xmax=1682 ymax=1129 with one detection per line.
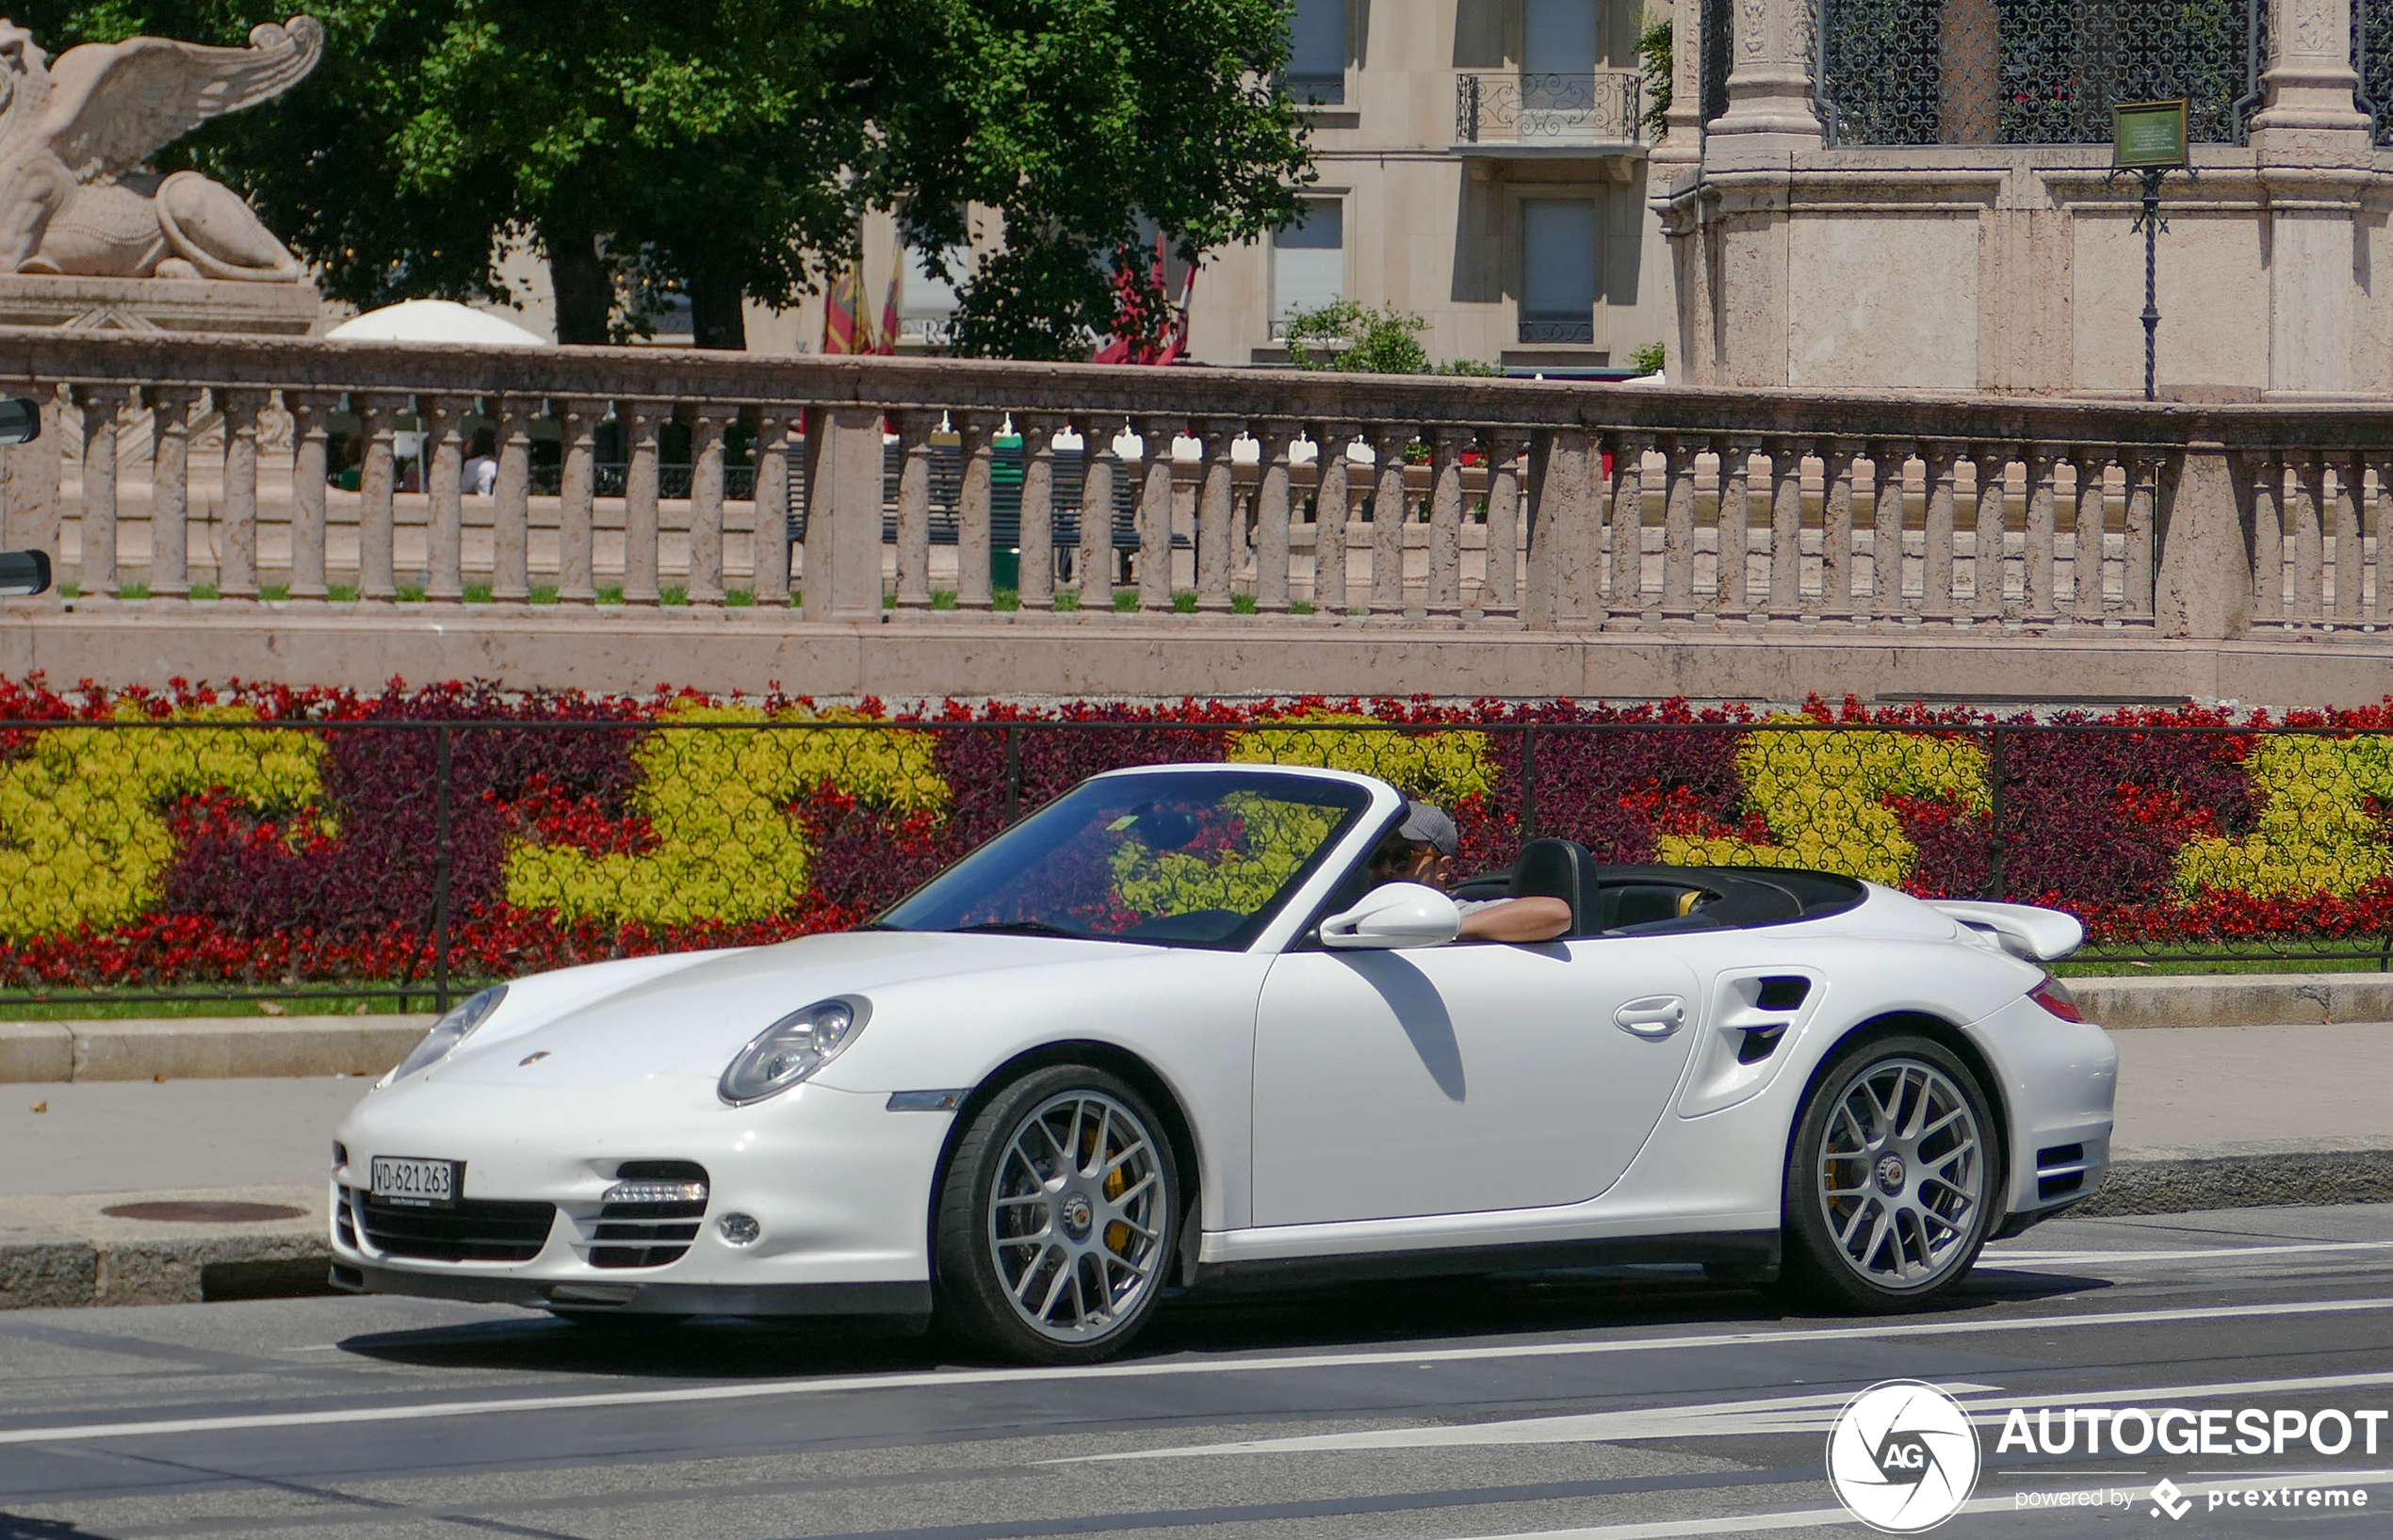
xmin=871 ymin=765 xmax=1392 ymax=953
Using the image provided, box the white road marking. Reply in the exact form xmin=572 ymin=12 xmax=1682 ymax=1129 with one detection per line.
xmin=1067 ymin=1367 xmax=2393 ymax=1460
xmin=4 ymin=1295 xmax=2392 ymax=1448
xmin=1989 ymin=1240 xmax=2393 ymax=1267
xmin=1447 ymin=1469 xmax=2393 ymax=1540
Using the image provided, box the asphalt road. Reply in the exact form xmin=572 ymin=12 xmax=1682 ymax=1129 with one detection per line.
xmin=4 ymin=1202 xmax=2393 ymax=1540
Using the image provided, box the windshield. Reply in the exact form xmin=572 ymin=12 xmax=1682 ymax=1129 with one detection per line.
xmin=876 ymin=770 xmax=1374 ymax=949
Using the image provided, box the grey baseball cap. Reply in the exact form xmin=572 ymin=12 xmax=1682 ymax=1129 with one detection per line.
xmin=1394 ymin=800 xmax=1458 ymax=857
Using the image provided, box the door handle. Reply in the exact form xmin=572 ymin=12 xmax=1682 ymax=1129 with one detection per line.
xmin=1614 ymin=996 xmax=1687 ymax=1038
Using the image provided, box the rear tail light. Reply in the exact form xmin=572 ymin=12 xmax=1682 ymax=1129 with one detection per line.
xmin=2028 ymin=974 xmax=2084 ymax=1022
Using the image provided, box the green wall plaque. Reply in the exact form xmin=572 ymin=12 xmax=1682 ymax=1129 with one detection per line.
xmin=2113 ymin=100 xmax=2190 ymax=170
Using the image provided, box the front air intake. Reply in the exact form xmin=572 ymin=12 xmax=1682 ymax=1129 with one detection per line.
xmin=589 ymin=1160 xmax=710 ymax=1269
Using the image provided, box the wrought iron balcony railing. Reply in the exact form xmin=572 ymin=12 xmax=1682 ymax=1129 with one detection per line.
xmin=1454 ymin=70 xmax=1647 ymax=146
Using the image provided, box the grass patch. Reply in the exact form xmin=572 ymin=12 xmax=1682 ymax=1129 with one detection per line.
xmin=119 ymin=581 xmax=151 ymax=600
xmin=659 ymin=585 xmax=690 ymax=606
xmin=260 ymin=583 xmax=289 ymax=602
xmin=1172 ymin=591 xmax=1197 ymax=613
xmin=0 ymin=992 xmax=458 ymax=1022
xmin=1054 ymin=591 xmax=1081 ymax=612
xmin=596 ymin=585 xmax=625 ymax=605
xmin=188 ymin=583 xmax=220 ymax=602
xmin=327 ymin=583 xmax=358 ymax=602
xmin=883 ymin=592 xmax=897 ymax=609
xmin=993 ymin=588 xmax=1020 ymax=612
xmin=725 ymin=589 xmax=755 ymax=608
xmin=930 ymin=590 xmax=958 ymax=610
xmin=1113 ymin=589 xmax=1138 ymax=612
xmin=463 ymin=581 xmax=494 ymax=604
xmin=2056 ymin=946 xmax=2393 ymax=979
xmin=529 ymin=585 xmax=560 ymax=605
xmin=1292 ymin=599 xmax=1316 ymax=615
xmin=57 ymin=582 xmax=78 ymax=599
xmin=396 ymin=584 xmax=427 ymax=603
xmin=1231 ymin=593 xmax=1258 ymax=614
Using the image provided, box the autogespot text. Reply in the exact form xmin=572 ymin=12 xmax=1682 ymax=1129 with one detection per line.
xmin=1996 ymin=1405 xmax=2389 ymax=1456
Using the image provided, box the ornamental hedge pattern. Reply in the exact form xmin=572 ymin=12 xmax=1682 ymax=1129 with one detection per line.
xmin=2 ymin=674 xmax=2392 ymax=993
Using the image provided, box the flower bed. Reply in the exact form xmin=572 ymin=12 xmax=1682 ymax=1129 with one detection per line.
xmin=1 ymin=674 xmax=2388 ymax=992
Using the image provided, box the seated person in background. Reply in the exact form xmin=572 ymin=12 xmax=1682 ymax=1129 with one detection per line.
xmin=461 ymin=427 xmax=499 ymax=496
xmin=1366 ymin=801 xmax=1571 ymax=943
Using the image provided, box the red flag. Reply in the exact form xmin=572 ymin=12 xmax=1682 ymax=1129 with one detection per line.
xmin=822 ymin=265 xmax=862 ymax=355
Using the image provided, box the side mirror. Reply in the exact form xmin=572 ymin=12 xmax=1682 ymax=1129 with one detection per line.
xmin=1321 ymin=883 xmax=1461 ymax=949
xmin=0 ymin=549 xmax=48 ymax=596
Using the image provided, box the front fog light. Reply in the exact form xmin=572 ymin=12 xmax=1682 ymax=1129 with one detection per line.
xmin=718 ymin=1212 xmax=761 ymax=1245
xmin=602 ymin=1179 xmax=708 ymax=1206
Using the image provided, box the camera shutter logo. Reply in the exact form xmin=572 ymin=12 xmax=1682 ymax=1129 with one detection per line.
xmin=1826 ymin=1380 xmax=1981 ymax=1532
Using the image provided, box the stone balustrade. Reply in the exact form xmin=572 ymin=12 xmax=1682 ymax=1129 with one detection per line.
xmin=0 ymin=332 xmax=2385 ymax=650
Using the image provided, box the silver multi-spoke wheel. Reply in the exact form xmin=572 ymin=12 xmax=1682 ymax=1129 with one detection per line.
xmin=985 ymin=1090 xmax=1166 ymax=1345
xmin=1815 ymin=1056 xmax=1984 ymax=1289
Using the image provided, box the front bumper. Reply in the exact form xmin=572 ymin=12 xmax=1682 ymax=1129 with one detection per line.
xmin=329 ymin=1075 xmax=952 ymax=1310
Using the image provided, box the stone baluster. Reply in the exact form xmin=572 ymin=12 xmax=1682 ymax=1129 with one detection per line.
xmin=557 ymin=398 xmax=601 ymax=604
xmin=1250 ymin=422 xmax=1296 ymax=613
xmin=2119 ymin=450 xmax=2157 ymax=621
xmin=1525 ymin=429 xmax=1602 ymax=627
xmin=1716 ymin=436 xmax=1757 ymax=615
xmin=890 ymin=411 xmax=936 ymax=609
xmin=2368 ymin=454 xmax=2392 ymax=625
xmin=1369 ymin=425 xmax=1411 ymax=614
xmin=422 ymin=396 xmax=465 ymax=602
xmin=1076 ymin=418 xmax=1117 ymax=612
xmin=1606 ymin=431 xmax=1651 ymax=615
xmin=750 ymin=407 xmax=797 ymax=607
xmin=1426 ymin=428 xmax=1468 ymax=615
xmin=1921 ymin=443 xmax=1960 ymax=620
xmin=491 ymin=399 xmax=532 ymax=603
xmin=1658 ymin=434 xmax=1699 ymax=619
xmin=355 ymin=395 xmax=399 ymax=602
xmin=2246 ymin=452 xmax=2286 ymax=623
xmin=1017 ymin=413 xmax=1059 ymax=612
xmin=1818 ymin=439 xmax=1856 ymax=621
xmin=1767 ymin=436 xmax=1804 ymax=619
xmin=1195 ymin=419 xmax=1239 ymax=613
xmin=1310 ymin=424 xmax=1353 ymax=617
xmin=800 ymin=407 xmax=889 ymax=622
xmin=76 ymin=386 xmax=125 ymax=599
xmin=144 ymin=387 xmax=196 ymax=600
xmin=1134 ymin=417 xmax=1176 ymax=610
xmin=621 ymin=403 xmax=661 ymax=604
xmin=217 ymin=390 xmax=261 ymax=602
xmin=2331 ymin=451 xmax=2366 ymax=626
xmin=957 ymin=413 xmax=997 ymax=608
xmin=2022 ymin=446 xmax=2059 ymax=622
xmin=2289 ymin=452 xmax=2326 ymax=624
xmin=686 ymin=406 xmax=726 ymax=605
xmin=1870 ymin=441 xmax=1913 ymax=620
xmin=2065 ymin=449 xmax=2109 ymax=621
xmin=1971 ymin=448 xmax=2010 ymax=618
xmin=1479 ymin=431 xmax=1526 ymax=620
xmin=286 ymin=394 xmax=329 ymax=603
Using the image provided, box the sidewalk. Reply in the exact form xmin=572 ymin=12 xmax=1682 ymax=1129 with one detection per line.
xmin=3 ymin=1020 xmax=2388 ymax=1308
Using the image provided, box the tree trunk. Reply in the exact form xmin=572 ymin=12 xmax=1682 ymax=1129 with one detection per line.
xmin=690 ymin=268 xmax=748 ymax=350
xmin=545 ymin=222 xmax=612 ymax=345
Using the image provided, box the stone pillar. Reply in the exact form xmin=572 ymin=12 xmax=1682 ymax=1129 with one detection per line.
xmin=750 ymin=407 xmax=797 ymax=608
xmin=801 ymin=406 xmax=887 ymax=624
xmin=288 ymin=394 xmax=330 ymax=603
xmin=356 ymin=395 xmax=397 ymax=602
xmin=621 ymin=403 xmax=660 ymax=605
xmin=891 ymin=410 xmax=936 ymax=609
xmin=150 ymin=387 xmax=195 ymax=600
xmin=2249 ymin=0 xmax=2371 ymax=144
xmin=1249 ymin=422 xmax=1296 ymax=613
xmin=1194 ymin=419 xmax=1239 ymax=612
xmin=1075 ymin=417 xmax=1117 ymax=612
xmin=1016 ymin=413 xmax=1058 ymax=611
xmin=556 ymin=399 xmax=600 ymax=605
xmin=1649 ymin=0 xmax=1706 ymax=186
xmin=423 ymin=395 xmax=465 ymax=602
xmin=2156 ymin=445 xmax=2255 ymax=640
xmin=218 ymin=390 xmax=261 ymax=602
xmin=76 ymin=387 xmax=125 ymax=600
xmin=491 ymin=399 xmax=532 ymax=603
xmin=957 ymin=412 xmax=997 ymax=609
xmin=1705 ymin=0 xmax=1823 ymax=149
xmin=688 ymin=405 xmax=726 ymax=605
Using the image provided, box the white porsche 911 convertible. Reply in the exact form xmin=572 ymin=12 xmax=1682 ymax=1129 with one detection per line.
xmin=331 ymin=762 xmax=2116 ymax=1363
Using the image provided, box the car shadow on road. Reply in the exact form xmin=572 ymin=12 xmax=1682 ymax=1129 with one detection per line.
xmin=333 ymin=1264 xmax=2113 ymax=1379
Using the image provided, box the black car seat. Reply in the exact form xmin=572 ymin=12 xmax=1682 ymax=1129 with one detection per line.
xmin=1507 ymin=837 xmax=1600 ymax=935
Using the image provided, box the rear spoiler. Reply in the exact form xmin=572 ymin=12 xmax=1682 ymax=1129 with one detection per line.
xmin=1928 ymin=900 xmax=2084 ymax=962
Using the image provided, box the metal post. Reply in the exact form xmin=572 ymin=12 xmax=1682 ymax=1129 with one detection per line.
xmin=2138 ymin=168 xmax=2165 ymax=403
xmin=432 ymin=725 xmax=453 ymax=1013
xmin=1519 ymin=724 xmax=1538 ymax=844
xmin=1982 ymin=726 xmax=2007 ymax=901
xmin=1002 ymin=724 xmax=1023 ymax=825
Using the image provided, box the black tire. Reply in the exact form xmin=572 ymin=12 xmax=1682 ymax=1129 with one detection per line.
xmin=933 ymin=1064 xmax=1180 ymax=1365
xmin=1781 ymin=1033 xmax=1997 ymax=1313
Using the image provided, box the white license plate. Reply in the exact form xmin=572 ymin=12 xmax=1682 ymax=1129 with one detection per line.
xmin=369 ymin=1156 xmax=460 ymax=1208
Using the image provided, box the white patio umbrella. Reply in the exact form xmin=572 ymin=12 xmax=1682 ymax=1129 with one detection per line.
xmin=326 ymin=299 xmax=551 ymax=347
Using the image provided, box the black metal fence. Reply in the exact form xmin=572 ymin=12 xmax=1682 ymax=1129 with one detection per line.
xmin=0 ymin=715 xmax=2385 ymax=1012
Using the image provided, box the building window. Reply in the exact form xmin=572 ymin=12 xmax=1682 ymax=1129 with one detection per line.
xmin=1287 ymin=0 xmax=1347 ymax=105
xmin=1272 ymin=199 xmax=1343 ymax=335
xmin=1523 ymin=0 xmax=1599 ymax=73
xmin=900 ymin=243 xmax=966 ymax=346
xmin=1520 ymin=198 xmax=1597 ymax=345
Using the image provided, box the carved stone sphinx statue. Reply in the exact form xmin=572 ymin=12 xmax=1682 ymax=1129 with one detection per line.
xmin=0 ymin=15 xmax=322 ymax=284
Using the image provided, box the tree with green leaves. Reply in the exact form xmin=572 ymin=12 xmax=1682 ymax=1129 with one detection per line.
xmin=20 ymin=0 xmax=1312 ymax=354
xmin=1281 ymin=301 xmax=1499 ymax=376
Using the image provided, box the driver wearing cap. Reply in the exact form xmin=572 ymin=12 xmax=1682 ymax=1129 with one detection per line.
xmin=1365 ymin=801 xmax=1571 ymax=943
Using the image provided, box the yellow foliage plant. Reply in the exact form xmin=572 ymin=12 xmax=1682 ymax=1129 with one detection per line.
xmin=0 ymin=706 xmax=326 ymax=942
xmin=2174 ymin=735 xmax=2393 ymax=897
xmin=1656 ymin=725 xmax=1989 ymax=886
xmin=1108 ymin=794 xmax=1343 ymax=920
xmin=502 ymin=705 xmax=950 ymax=928
xmin=1228 ymin=712 xmax=1495 ymax=807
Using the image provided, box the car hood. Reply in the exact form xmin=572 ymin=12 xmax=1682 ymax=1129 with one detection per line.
xmin=416 ymin=930 xmax=1164 ymax=1091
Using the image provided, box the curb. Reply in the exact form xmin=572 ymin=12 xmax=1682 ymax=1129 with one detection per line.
xmin=0 ymin=1016 xmax=432 ymax=1082
xmin=2070 ymin=972 xmax=2393 ymax=1030
xmin=2074 ymin=1146 xmax=2393 ymax=1218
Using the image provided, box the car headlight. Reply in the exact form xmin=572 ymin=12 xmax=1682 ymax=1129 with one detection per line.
xmin=720 ymin=996 xmax=870 ymax=1106
xmin=392 ymin=985 xmax=509 ymax=1081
